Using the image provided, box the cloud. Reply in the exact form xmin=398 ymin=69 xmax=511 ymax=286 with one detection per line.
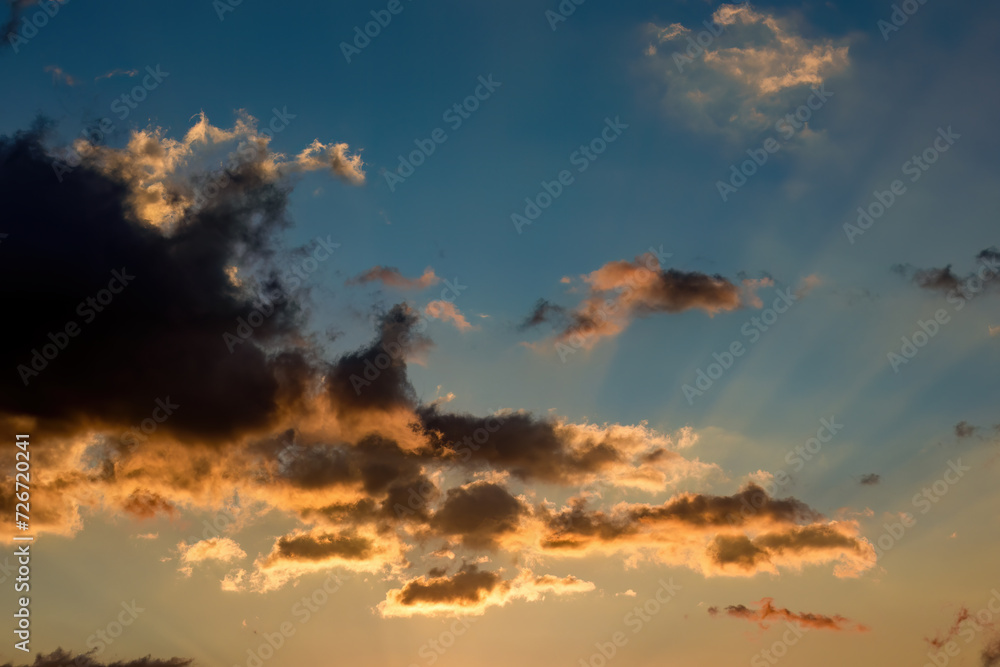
xmin=44 ymin=65 xmax=77 ymax=86
xmin=0 ymin=122 xmax=328 ymax=445
xmin=523 ymin=252 xmax=784 ymax=349
xmin=539 ymin=485 xmax=874 ymax=578
xmin=348 ymin=266 xmax=440 ymax=290
xmin=417 ymin=409 xmax=716 ymax=488
xmin=122 ymin=489 xmax=177 ymax=519
xmin=95 ymin=68 xmax=139 ymax=81
xmin=430 ymin=481 xmax=528 ymax=549
xmin=177 ymin=537 xmax=247 ymax=576
xmin=235 ymin=526 xmax=410 ymax=592
xmin=0 ymin=650 xmax=191 ymax=667
xmin=66 ymin=111 xmax=364 ymax=228
xmin=708 ymin=597 xmax=868 ymax=631
xmin=892 ymin=247 xmax=1000 ymax=299
xmin=926 ymin=607 xmax=972 ymax=649
xmin=377 ymin=565 xmax=594 ymax=617
xmin=859 ymin=474 xmax=880 ymax=485
xmin=956 ymin=422 xmax=976 ymax=438
xmin=643 ymin=3 xmax=849 ymax=135
xmin=294 ymin=139 xmax=365 ymax=185
xmin=2 ymin=1 xmax=65 ymax=50
xmin=0 ymin=118 xmax=879 ymax=616
xmin=983 ymin=634 xmax=1000 ymax=667
xmin=518 ymin=299 xmax=568 ymax=331
xmin=425 ymin=300 xmax=475 ymax=331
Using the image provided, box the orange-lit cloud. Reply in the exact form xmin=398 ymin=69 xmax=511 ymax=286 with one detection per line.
xmin=708 ymin=597 xmax=869 ymax=631
xmin=349 ymin=266 xmax=440 ymax=290
xmin=377 ymin=565 xmax=594 ymax=617
xmin=425 ymin=300 xmax=475 ymax=331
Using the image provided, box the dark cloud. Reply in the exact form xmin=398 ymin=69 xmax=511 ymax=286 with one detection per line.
xmin=1 ymin=0 xmax=37 ymax=47
xmin=518 ymin=299 xmax=567 ymax=330
xmin=122 ymin=489 xmax=177 ymax=519
xmin=395 ymin=564 xmax=503 ymax=606
xmin=892 ymin=247 xmax=1000 ymax=298
xmin=926 ymin=608 xmax=972 ymax=649
xmin=956 ymin=421 xmax=976 ymax=439
xmin=325 ymin=304 xmax=429 ymax=415
xmin=983 ymin=634 xmax=1000 ymax=667
xmin=708 ymin=597 xmax=868 ymax=631
xmin=0 ymin=649 xmax=191 ymax=667
xmin=522 ymin=253 xmax=774 ymax=349
xmin=859 ymin=474 xmax=881 ymax=485
xmin=430 ymin=482 xmax=527 ymax=548
xmin=543 ymin=484 xmax=821 ymax=548
xmin=273 ymin=531 xmax=374 ymax=562
xmin=347 ymin=266 xmax=439 ymax=290
xmin=0 ymin=125 xmax=314 ymax=444
xmin=416 ymin=406 xmax=621 ymax=483
xmin=707 ymin=535 xmax=768 ymax=569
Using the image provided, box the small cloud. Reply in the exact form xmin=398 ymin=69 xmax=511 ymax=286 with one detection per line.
xmin=95 ymin=68 xmax=139 ymax=81
xmin=425 ymin=300 xmax=476 ymax=332
xmin=348 ymin=266 xmax=440 ymax=290
xmin=135 ymin=532 xmax=159 ymax=540
xmin=859 ymin=474 xmax=880 ymax=486
xmin=177 ymin=537 xmax=247 ymax=576
xmin=617 ymin=589 xmax=638 ymax=597
xmin=955 ymin=421 xmax=976 ymax=439
xmin=709 ymin=597 xmax=868 ymax=632
xmin=44 ymin=65 xmax=78 ymax=86
xmin=796 ymin=274 xmax=822 ymax=298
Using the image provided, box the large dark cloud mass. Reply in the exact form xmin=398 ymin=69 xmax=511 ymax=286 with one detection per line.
xmin=0 ymin=125 xmax=310 ymax=442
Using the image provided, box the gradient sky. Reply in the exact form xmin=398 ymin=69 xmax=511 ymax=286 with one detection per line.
xmin=2 ymin=1 xmax=1000 ymax=666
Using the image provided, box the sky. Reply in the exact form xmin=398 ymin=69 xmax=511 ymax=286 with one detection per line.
xmin=1 ymin=0 xmax=999 ymax=666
